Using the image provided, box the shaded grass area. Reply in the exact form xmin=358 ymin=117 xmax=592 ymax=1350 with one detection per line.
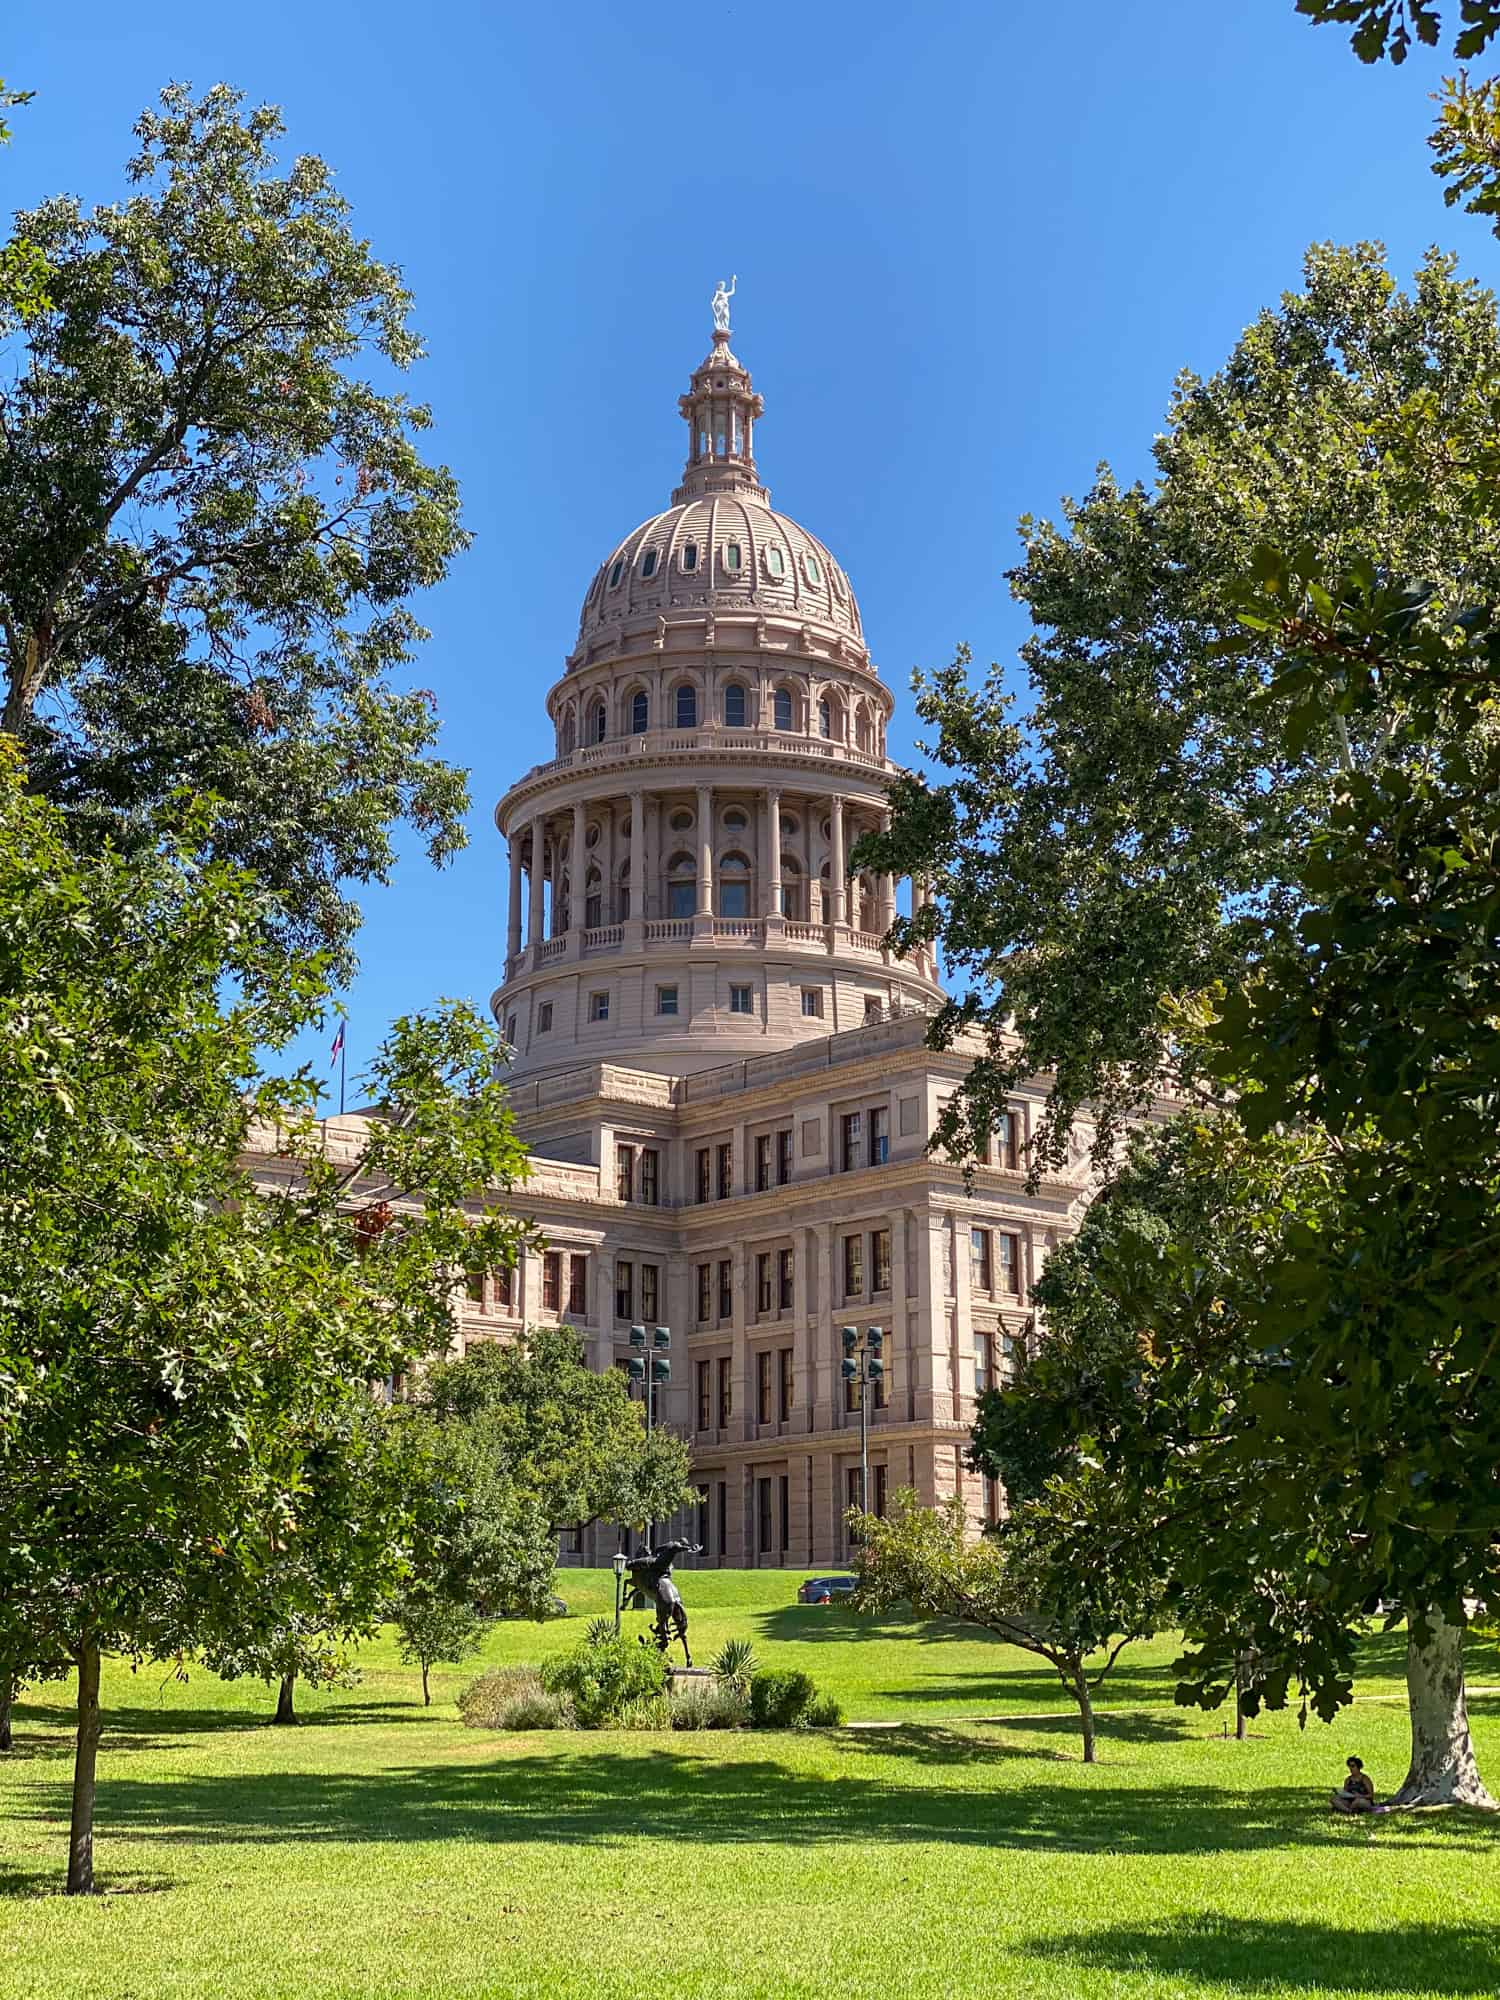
xmin=1 ymin=1572 xmax=1496 ymax=1999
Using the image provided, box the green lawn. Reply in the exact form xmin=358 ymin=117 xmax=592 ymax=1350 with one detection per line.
xmin=2 ymin=1568 xmax=1497 ymax=1999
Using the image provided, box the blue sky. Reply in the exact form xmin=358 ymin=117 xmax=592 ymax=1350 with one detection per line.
xmin=5 ymin=2 xmax=1483 ymax=1096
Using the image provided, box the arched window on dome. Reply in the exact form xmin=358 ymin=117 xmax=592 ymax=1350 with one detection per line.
xmin=627 ymin=688 xmax=649 ymax=735
xmin=766 ymin=545 xmax=786 ymax=580
xmin=589 ymin=702 xmax=607 ymax=746
xmin=724 ymin=542 xmax=743 ymax=574
xmin=780 ymin=855 xmax=803 ymax=923
xmin=723 ymin=682 xmax=747 ymax=729
xmin=584 ymin=867 xmax=602 ymax=931
xmin=666 ymin=850 xmax=696 ymax=920
xmin=718 ymin=851 xmax=752 ymax=921
xmin=681 ymin=543 xmax=698 ymax=574
xmin=855 ymin=704 xmax=873 ymax=753
xmin=818 ymin=698 xmax=831 ymax=741
xmin=640 ymin=548 xmax=658 ymax=579
xmin=773 ymin=687 xmax=794 ymax=732
xmin=615 ymin=859 xmax=631 ymax=923
xmin=608 ymin=558 xmax=625 ymax=589
xmin=674 ymin=684 xmax=698 ymax=730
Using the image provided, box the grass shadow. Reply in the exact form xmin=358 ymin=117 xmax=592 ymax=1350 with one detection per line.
xmin=1027 ymin=1914 xmax=1500 ymax=1994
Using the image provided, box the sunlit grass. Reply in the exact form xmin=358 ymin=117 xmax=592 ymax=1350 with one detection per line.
xmin=1 ymin=1569 xmax=1494 ymax=1999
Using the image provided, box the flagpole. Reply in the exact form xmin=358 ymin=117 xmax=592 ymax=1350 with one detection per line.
xmin=339 ymin=1030 xmax=347 ymax=1118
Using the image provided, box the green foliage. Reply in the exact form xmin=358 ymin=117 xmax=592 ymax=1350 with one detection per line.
xmin=395 ymin=1596 xmax=485 ymax=1699
xmin=749 ymin=1669 xmax=819 ymax=1729
xmin=710 ymin=1636 xmax=757 ymax=1688
xmin=857 ymin=244 xmax=1500 ymax=1179
xmin=669 ymin=1676 xmax=750 ymax=1730
xmin=1293 ymin=0 xmax=1500 ymax=63
xmin=804 ymin=1693 xmax=844 ymax=1729
xmin=584 ymin=1616 xmax=617 ymax=1647
xmin=457 ymin=1666 xmax=573 ymax=1732
xmin=0 ymin=84 xmax=470 ymax=977
xmin=540 ymin=1633 xmax=668 ymax=1729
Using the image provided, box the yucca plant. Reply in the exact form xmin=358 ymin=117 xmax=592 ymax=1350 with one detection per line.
xmin=711 ymin=1637 xmax=757 ymax=1688
xmin=584 ymin=1616 xmax=616 ymax=1648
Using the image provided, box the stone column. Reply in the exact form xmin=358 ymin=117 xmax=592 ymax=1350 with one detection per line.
xmin=696 ymin=784 xmax=714 ymax=919
xmin=629 ymin=790 xmax=646 ymax=926
xmin=891 ymin=1208 xmax=911 ymax=1424
xmin=878 ymin=810 xmax=896 ymax=934
xmin=765 ymin=787 xmax=782 ymax=920
xmin=829 ymin=797 xmax=846 ymax=927
xmin=792 ymin=1223 xmax=812 ymax=1435
xmin=527 ymin=816 xmax=546 ymax=947
xmin=506 ymin=832 xmax=523 ymax=958
xmin=571 ymin=799 xmax=588 ymax=930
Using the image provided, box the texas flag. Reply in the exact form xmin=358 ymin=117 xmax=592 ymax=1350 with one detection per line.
xmin=330 ymin=1022 xmax=346 ymax=1067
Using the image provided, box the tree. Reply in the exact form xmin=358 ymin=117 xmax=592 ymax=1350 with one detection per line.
xmin=850 ymin=1488 xmax=1161 ymax=1763
xmin=857 ymin=242 xmax=1500 ymax=1178
xmin=0 ymin=84 xmax=469 ymax=978
xmin=0 ymin=81 xmax=48 ymax=325
xmin=395 ymin=1595 xmax=484 ymax=1709
xmin=0 ymin=751 xmax=531 ymax=1892
xmin=1293 ymin=0 xmax=1500 ymax=63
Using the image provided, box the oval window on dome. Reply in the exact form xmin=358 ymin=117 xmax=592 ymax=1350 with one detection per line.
xmin=724 ymin=542 xmax=742 ymax=573
xmin=669 ymin=810 xmax=694 ymax=832
xmin=608 ymin=558 xmax=625 ymax=588
xmin=803 ymin=553 xmax=822 ymax=586
xmin=641 ymin=548 xmax=659 ymax=579
xmin=766 ymin=546 xmax=785 ymax=580
xmin=723 ymin=809 xmax=748 ymax=831
xmin=681 ymin=543 xmax=699 ymax=574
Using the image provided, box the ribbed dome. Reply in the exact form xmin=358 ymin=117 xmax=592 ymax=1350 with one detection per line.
xmin=577 ymin=493 xmax=863 ymax=647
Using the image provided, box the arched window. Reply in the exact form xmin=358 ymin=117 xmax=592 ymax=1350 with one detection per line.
xmin=766 ymin=545 xmax=786 ymax=580
xmin=667 ymin=849 xmax=696 ymax=920
xmin=803 ymin=553 xmax=822 ymax=586
xmin=718 ymin=851 xmax=752 ymax=920
xmin=585 ymin=867 xmax=602 ymax=930
xmin=818 ymin=699 xmax=831 ymax=741
xmin=675 ymin=684 xmax=698 ymax=729
xmin=681 ymin=543 xmax=699 ymax=574
xmin=780 ymin=856 xmax=802 ymax=922
xmin=608 ymin=558 xmax=625 ymax=589
xmin=590 ymin=702 xmax=606 ymax=745
xmin=723 ymin=808 xmax=748 ymax=832
xmin=773 ymin=687 xmax=793 ymax=732
xmin=856 ymin=706 xmax=872 ymax=752
xmin=640 ymin=548 xmax=658 ymax=579
xmin=723 ymin=683 xmax=747 ymax=728
xmin=616 ymin=860 xmax=631 ymax=922
xmin=630 ymin=689 xmax=649 ymax=734
xmin=724 ymin=542 xmax=743 ymax=573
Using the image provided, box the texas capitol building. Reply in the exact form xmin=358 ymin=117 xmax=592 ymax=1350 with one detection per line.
xmin=370 ymin=300 xmax=1094 ymax=1567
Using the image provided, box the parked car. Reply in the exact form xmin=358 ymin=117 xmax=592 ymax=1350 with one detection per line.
xmin=797 ymin=1575 xmax=856 ymax=1605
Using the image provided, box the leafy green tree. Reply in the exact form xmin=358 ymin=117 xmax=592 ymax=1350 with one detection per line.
xmin=1293 ymin=0 xmax=1500 ymax=63
xmin=0 ymin=84 xmax=468 ymax=977
xmin=858 ymin=243 xmax=1500 ymax=1177
xmin=0 ymin=81 xmax=48 ymax=325
xmin=850 ymin=1488 xmax=1161 ymax=1762
xmin=0 ymin=751 xmax=530 ymax=1892
xmin=395 ymin=1594 xmax=485 ymax=1709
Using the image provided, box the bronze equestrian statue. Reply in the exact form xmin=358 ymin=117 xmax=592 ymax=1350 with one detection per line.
xmin=624 ymin=1540 xmax=701 ymax=1664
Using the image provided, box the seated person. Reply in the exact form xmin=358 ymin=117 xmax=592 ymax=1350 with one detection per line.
xmin=1330 ymin=1755 xmax=1376 ymax=1813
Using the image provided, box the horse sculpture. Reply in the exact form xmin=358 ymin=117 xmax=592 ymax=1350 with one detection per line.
xmin=623 ymin=1539 xmax=701 ymax=1664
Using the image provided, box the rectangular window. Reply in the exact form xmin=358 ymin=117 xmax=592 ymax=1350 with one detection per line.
xmin=729 ymin=984 xmax=754 ymax=1015
xmin=568 ymin=1254 xmax=588 ymax=1315
xmin=843 ymin=1233 xmax=864 ymax=1299
xmin=758 ymin=1477 xmax=773 ymax=1555
xmin=873 ymin=1464 xmax=889 ymax=1519
xmin=717 ymin=1480 xmax=727 ymax=1556
xmin=657 ymin=985 xmax=679 ymax=1016
xmin=845 ymin=1367 xmax=861 ymax=1414
xmin=840 ymin=1111 xmax=863 ymax=1171
xmin=718 ymin=1258 xmax=733 ymax=1322
xmin=695 ymin=1485 xmax=709 ymax=1549
xmin=971 ymin=1226 xmax=992 ymax=1294
xmin=696 ymin=1149 xmax=711 ymax=1203
xmin=495 ymin=1263 xmax=514 ymax=1311
xmin=873 ymin=1354 xmax=888 ymax=1409
xmin=537 ymin=1002 xmax=553 ymax=1033
xmin=756 ymin=1252 xmax=773 ymax=1315
xmin=616 ymin=1144 xmax=634 ymax=1203
xmin=697 ymin=1263 xmax=713 ymax=1324
xmin=779 ymin=1346 xmax=794 ymax=1422
xmin=755 ymin=1134 xmax=772 ymax=1192
xmin=717 ymin=1142 xmax=733 ymax=1200
xmin=640 ymin=1149 xmax=659 ymax=1205
xmin=641 ymin=1263 xmax=659 ymax=1322
xmin=998 ymin=1231 xmax=1021 ymax=1296
xmin=869 ymin=1106 xmax=890 ymax=1166
xmin=974 ymin=1331 xmax=990 ymax=1398
xmin=998 ymin=1108 xmax=1021 ymax=1171
xmin=864 ymin=995 xmax=882 ymax=1023
xmin=801 ymin=987 xmax=823 ymax=1018
xmin=542 ymin=1251 xmax=561 ymax=1312
xmin=872 ymin=1227 xmax=892 ymax=1294
xmin=757 ymin=1349 xmax=772 ymax=1425
xmin=589 ymin=990 xmax=610 ymax=1023
xmin=846 ymin=1466 xmax=864 ymax=1530
xmin=464 ymin=1269 xmax=486 ymax=1308
xmin=717 ymin=1356 xmax=732 ymax=1428
xmin=615 ymin=1260 xmax=634 ymax=1322
xmin=779 ymin=1473 xmax=790 ymax=1551
xmin=776 ymin=1129 xmax=793 ymax=1185
xmin=697 ymin=1359 xmax=711 ymax=1432
xmin=778 ymin=1247 xmax=794 ymax=1311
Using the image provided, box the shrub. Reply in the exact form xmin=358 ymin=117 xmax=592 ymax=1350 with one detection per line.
xmin=616 ymin=1693 xmax=672 ymax=1731
xmin=805 ymin=1692 xmax=844 ymax=1729
xmin=670 ymin=1676 xmax=750 ymax=1731
xmin=749 ymin=1668 xmax=819 ymax=1729
xmin=541 ymin=1633 xmax=668 ymax=1728
xmin=458 ymin=1667 xmax=573 ymax=1732
xmin=584 ymin=1616 xmax=616 ymax=1648
xmin=710 ymin=1637 xmax=757 ymax=1688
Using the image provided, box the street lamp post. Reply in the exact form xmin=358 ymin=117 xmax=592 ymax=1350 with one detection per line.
xmin=612 ymin=1551 xmax=627 ymax=1635
xmin=840 ymin=1324 xmax=885 ymax=1519
xmin=628 ymin=1323 xmax=672 ymax=1552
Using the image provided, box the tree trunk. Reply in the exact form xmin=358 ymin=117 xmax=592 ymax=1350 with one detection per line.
xmin=0 ymin=1671 xmax=13 ymax=1752
xmin=67 ymin=1640 xmax=103 ymax=1895
xmin=1393 ymin=1610 xmax=1496 ymax=1809
xmin=273 ymin=1672 xmax=296 ymax=1726
xmin=421 ymin=1660 xmax=431 ymax=1708
xmin=1072 ymin=1664 xmax=1097 ymax=1764
xmin=1235 ymin=1664 xmax=1248 ymax=1742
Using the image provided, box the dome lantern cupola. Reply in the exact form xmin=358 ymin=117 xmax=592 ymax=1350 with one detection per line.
xmin=673 ymin=305 xmax=767 ymax=504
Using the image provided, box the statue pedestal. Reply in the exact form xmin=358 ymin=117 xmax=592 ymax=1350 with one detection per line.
xmin=666 ymin=1666 xmax=716 ymax=1686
